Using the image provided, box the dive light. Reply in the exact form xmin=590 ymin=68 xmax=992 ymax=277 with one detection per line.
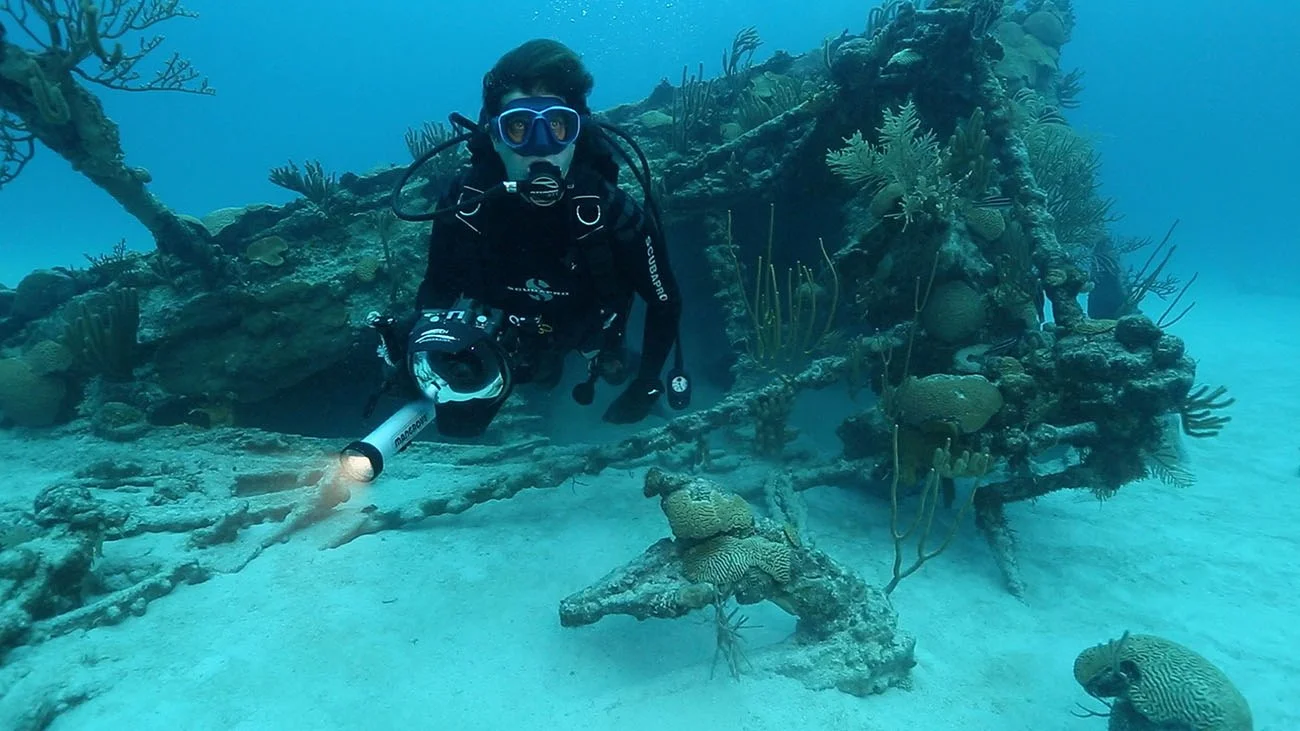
xmin=338 ymin=399 xmax=437 ymax=482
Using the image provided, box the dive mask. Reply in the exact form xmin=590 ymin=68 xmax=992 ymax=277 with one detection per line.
xmin=491 ymin=97 xmax=582 ymax=157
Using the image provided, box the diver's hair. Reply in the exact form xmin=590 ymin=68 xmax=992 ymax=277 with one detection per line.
xmin=468 ymin=38 xmax=619 ymax=185
xmin=480 ymin=39 xmax=594 ymax=117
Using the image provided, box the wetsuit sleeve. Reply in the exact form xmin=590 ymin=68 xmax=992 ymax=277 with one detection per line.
xmin=607 ymin=185 xmax=682 ymax=382
xmin=415 ymin=176 xmax=477 ymax=311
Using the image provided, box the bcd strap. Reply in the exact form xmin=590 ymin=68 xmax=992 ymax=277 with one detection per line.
xmin=568 ymin=186 xmax=628 ymax=317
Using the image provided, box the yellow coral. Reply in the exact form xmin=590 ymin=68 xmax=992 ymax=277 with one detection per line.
xmin=663 ymin=485 xmax=754 ymax=541
xmin=682 ymin=534 xmax=792 ymax=585
xmin=245 ymin=236 xmax=289 ymax=266
xmin=1074 ymin=632 xmax=1252 ymax=731
xmin=894 ymin=373 xmax=1003 ymax=434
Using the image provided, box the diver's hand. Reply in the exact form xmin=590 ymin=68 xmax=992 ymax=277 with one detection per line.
xmin=602 ymin=378 xmax=663 ymax=424
xmin=595 ymin=348 xmax=632 ymax=386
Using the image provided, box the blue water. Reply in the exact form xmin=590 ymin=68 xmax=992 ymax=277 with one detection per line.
xmin=4 ymin=1 xmax=1297 ymax=287
xmin=2 ymin=0 xmax=867 ymax=278
xmin=1062 ymin=1 xmax=1300 ymax=294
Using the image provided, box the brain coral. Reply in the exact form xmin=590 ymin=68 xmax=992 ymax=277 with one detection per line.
xmin=354 ymin=255 xmax=382 ymax=283
xmin=1074 ymin=632 xmax=1252 ymax=731
xmin=963 ymin=205 xmax=1006 ymax=242
xmin=682 ymin=534 xmax=792 ymax=585
xmin=650 ymin=473 xmax=794 ymax=588
xmin=921 ymin=281 xmax=987 ymax=344
xmin=662 ymin=485 xmax=755 ymax=540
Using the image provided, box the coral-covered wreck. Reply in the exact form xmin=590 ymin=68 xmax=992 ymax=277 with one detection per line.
xmin=0 ymin=0 xmax=1237 ymax=714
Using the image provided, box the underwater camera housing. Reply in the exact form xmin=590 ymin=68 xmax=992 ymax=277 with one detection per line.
xmin=407 ymin=300 xmax=514 ymax=436
xmin=340 ymin=299 xmax=514 ymax=482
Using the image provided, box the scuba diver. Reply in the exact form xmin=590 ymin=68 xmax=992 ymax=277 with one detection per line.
xmin=369 ymin=38 xmax=687 ymax=442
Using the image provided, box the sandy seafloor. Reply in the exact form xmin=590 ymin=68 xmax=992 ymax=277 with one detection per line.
xmin=0 ymin=286 xmax=1296 ymax=731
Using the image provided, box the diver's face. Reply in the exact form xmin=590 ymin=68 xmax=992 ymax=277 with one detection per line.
xmin=491 ymin=87 xmax=579 ymax=182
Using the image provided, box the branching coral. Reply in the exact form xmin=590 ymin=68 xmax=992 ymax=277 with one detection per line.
xmin=1016 ymin=91 xmax=1115 ymax=253
xmin=884 ymin=426 xmax=990 ymax=594
xmin=710 ymin=597 xmax=759 ymax=680
xmin=1143 ymin=420 xmax=1196 ymax=489
xmin=1 ymin=0 xmax=212 ymax=94
xmin=721 ymin=25 xmax=762 ymax=77
xmin=670 ymin=63 xmax=718 ymax=154
xmin=0 ymin=1 xmax=224 ymax=272
xmin=946 ymin=106 xmax=994 ymax=199
xmin=1105 ymin=221 xmax=1199 ymax=329
xmin=402 ymin=120 xmax=468 ymax=186
xmin=749 ymin=379 xmax=795 ymax=457
xmin=825 ymin=99 xmax=958 ymax=226
xmin=734 ymin=72 xmax=807 ymax=132
xmin=1178 ymin=384 xmax=1233 ymax=438
xmin=1055 ymin=67 xmax=1085 ymax=108
xmin=867 ymin=0 xmax=901 ymax=37
xmin=0 ymin=110 xmax=36 ymax=188
xmin=268 ymin=159 xmax=338 ymax=213
xmin=726 ymin=206 xmax=840 ymax=372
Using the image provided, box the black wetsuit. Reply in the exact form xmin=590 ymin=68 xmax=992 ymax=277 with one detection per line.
xmin=415 ymin=162 xmax=682 ymax=389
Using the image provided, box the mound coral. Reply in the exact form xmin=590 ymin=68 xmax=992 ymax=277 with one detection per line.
xmin=893 ymin=373 xmax=1004 ymax=434
xmin=921 ymin=281 xmax=987 ymax=344
xmin=0 ymin=357 xmax=66 ymax=426
xmin=244 ymin=236 xmax=289 ymax=266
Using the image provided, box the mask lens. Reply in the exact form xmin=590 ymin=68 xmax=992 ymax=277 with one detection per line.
xmin=499 ymin=110 xmax=532 ymax=145
xmin=540 ymin=107 xmax=578 ymax=142
xmin=494 ymin=102 xmax=581 ymax=153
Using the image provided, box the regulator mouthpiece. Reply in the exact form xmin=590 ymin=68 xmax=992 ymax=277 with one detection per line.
xmin=519 ymin=161 xmax=565 ymax=207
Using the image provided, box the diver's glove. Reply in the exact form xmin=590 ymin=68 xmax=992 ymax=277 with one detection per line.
xmin=594 ymin=347 xmax=633 ymax=386
xmin=602 ymin=377 xmax=663 ymax=424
